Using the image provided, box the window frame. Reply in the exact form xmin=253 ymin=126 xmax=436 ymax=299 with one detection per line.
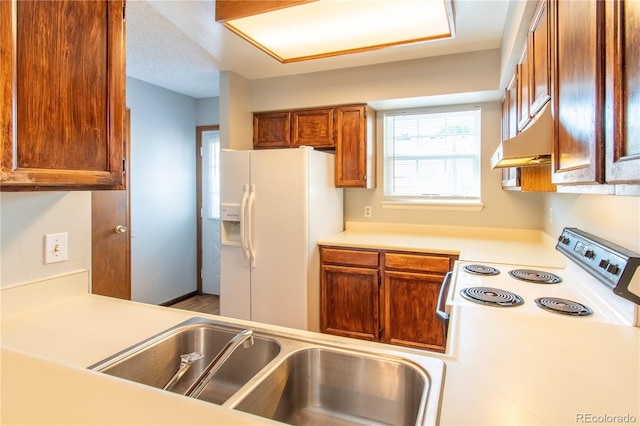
xmin=381 ymin=105 xmax=484 ymax=212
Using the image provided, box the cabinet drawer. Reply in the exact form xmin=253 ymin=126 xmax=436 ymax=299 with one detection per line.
xmin=384 ymin=252 xmax=451 ymax=274
xmin=320 ymin=247 xmax=379 ymax=268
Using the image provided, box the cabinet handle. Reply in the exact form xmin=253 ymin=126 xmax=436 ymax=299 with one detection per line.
xmin=114 ymin=225 xmax=127 ymax=234
xmin=436 ymin=272 xmax=453 ymax=336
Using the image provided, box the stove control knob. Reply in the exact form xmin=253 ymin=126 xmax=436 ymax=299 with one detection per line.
xmin=606 ymin=264 xmax=620 ymax=275
xmin=599 ymin=259 xmax=610 ymax=269
xmin=559 ymin=236 xmax=570 ymax=245
xmin=584 ymin=249 xmax=595 ymax=259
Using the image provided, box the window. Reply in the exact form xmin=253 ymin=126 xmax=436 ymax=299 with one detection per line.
xmin=203 ymin=130 xmax=220 ymax=219
xmin=383 ymin=107 xmax=482 ymax=209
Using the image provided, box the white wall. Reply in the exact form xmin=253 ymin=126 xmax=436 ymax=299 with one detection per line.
xmin=543 ymin=193 xmax=640 ymax=252
xmin=127 ymin=77 xmax=198 ymax=304
xmin=220 ymin=72 xmax=253 ymax=150
xmin=196 ymin=97 xmax=220 ymax=126
xmin=1 ymin=191 xmax=91 ymax=288
xmin=250 ymin=49 xmax=502 ymax=112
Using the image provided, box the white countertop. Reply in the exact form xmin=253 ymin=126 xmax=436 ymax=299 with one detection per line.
xmin=2 ymin=282 xmax=638 ymax=425
xmin=318 ymin=222 xmax=568 ymax=268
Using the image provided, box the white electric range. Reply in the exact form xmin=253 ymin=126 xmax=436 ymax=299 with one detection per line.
xmin=439 ymin=228 xmax=640 ymax=330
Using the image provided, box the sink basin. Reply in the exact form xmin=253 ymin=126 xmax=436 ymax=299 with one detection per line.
xmin=89 ymin=320 xmax=280 ymax=404
xmin=89 ymin=317 xmax=443 ymax=425
xmin=233 ymin=347 xmax=428 ymax=425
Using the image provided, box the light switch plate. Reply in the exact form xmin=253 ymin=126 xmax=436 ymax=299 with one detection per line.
xmin=44 ymin=233 xmax=68 ymax=264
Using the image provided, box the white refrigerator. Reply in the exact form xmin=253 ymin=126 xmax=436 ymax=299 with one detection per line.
xmin=219 ymin=147 xmax=343 ymax=331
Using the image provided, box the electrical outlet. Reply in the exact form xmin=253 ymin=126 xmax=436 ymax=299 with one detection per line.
xmin=44 ymin=233 xmax=68 ymax=264
xmin=364 ymin=206 xmax=372 ymax=218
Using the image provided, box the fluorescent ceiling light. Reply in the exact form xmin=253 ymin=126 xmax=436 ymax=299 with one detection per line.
xmin=216 ymin=0 xmax=456 ymax=63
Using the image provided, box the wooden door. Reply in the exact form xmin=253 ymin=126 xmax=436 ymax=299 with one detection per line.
xmin=1 ymin=0 xmax=125 ymax=190
xmin=551 ymin=0 xmax=605 ymax=185
xmin=605 ymin=0 xmax=640 ymax=184
xmin=383 ymin=270 xmax=446 ymax=352
xmin=91 ymin=110 xmax=131 ymax=300
xmin=321 ymin=264 xmax=379 ymax=341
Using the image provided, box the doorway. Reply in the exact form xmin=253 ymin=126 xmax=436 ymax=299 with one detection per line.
xmin=196 ymin=125 xmax=221 ymax=295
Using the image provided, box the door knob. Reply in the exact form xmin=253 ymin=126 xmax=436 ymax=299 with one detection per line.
xmin=114 ymin=225 xmax=127 ymax=234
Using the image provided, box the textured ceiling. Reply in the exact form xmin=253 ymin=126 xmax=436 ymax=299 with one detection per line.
xmin=126 ymin=0 xmax=220 ymax=98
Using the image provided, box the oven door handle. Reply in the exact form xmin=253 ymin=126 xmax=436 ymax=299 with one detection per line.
xmin=436 ymin=271 xmax=453 ymax=333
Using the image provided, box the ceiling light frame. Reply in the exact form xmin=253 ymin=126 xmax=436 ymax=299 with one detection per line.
xmin=215 ymin=0 xmax=456 ymax=63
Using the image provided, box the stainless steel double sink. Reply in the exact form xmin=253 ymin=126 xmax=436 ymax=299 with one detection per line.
xmin=89 ymin=317 xmax=445 ymax=425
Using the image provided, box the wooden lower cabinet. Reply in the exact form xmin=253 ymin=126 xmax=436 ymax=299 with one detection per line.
xmin=320 ymin=246 xmax=456 ymax=352
xmin=383 ymin=270 xmax=446 ymax=352
xmin=321 ymin=264 xmax=379 ymax=341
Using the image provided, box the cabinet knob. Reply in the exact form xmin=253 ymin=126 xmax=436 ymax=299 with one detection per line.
xmin=114 ymin=225 xmax=127 ymax=234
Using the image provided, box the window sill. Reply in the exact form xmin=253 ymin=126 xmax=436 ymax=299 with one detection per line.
xmin=381 ymin=200 xmax=484 ymax=212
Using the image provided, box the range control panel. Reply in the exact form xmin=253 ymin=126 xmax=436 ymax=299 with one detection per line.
xmin=556 ymin=227 xmax=640 ymax=305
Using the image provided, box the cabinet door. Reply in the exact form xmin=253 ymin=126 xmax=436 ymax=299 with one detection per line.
xmin=321 ymin=264 xmax=379 ymax=341
xmin=529 ymin=0 xmax=551 ymax=116
xmin=551 ymin=0 xmax=605 ymax=185
xmin=500 ymin=83 xmax=522 ymax=189
xmin=335 ymin=104 xmax=374 ymax=188
xmin=605 ymin=0 xmax=640 ymax=184
xmin=291 ymin=108 xmax=335 ymax=148
xmin=253 ymin=112 xmax=290 ymax=149
xmin=1 ymin=0 xmax=125 ymax=189
xmin=517 ymin=48 xmax=531 ymax=131
xmin=383 ymin=270 xmax=446 ymax=352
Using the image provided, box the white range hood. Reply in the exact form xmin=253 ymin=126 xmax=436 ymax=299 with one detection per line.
xmin=490 ymin=103 xmax=553 ymax=169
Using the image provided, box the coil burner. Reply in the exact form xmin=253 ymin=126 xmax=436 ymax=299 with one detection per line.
xmin=534 ymin=297 xmax=593 ymax=316
xmin=460 ymin=287 xmax=524 ymax=307
xmin=508 ymin=269 xmax=562 ymax=284
xmin=462 ymin=264 xmax=500 ymax=276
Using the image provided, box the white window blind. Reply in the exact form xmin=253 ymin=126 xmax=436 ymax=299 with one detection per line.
xmin=204 ymin=131 xmax=220 ymax=219
xmin=383 ymin=107 xmax=481 ymax=204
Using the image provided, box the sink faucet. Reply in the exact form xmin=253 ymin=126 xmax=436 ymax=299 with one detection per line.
xmin=184 ymin=329 xmax=254 ymax=399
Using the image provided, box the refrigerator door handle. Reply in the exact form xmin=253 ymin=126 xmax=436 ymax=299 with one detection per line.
xmin=240 ymin=184 xmax=250 ymax=261
xmin=246 ymin=184 xmax=257 ymax=268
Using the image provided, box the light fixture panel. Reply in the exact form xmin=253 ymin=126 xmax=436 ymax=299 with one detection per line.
xmin=220 ymin=0 xmax=455 ymax=63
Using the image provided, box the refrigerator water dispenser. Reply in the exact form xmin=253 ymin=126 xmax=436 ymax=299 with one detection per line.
xmin=221 ymin=203 xmax=242 ymax=245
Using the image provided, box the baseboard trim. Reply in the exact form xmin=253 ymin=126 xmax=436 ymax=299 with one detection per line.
xmin=160 ymin=291 xmax=198 ymax=307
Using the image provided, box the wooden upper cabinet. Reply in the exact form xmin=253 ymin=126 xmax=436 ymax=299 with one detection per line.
xmin=502 ymin=77 xmax=521 ymax=189
xmin=291 ymin=108 xmax=335 ymax=148
xmin=254 ymin=107 xmax=335 ymax=149
xmin=529 ymin=0 xmax=551 ymax=116
xmin=335 ymin=104 xmax=375 ymax=188
xmin=1 ymin=0 xmax=126 ymax=190
xmin=550 ymin=0 xmax=605 ymax=185
xmin=604 ymin=0 xmax=640 ymax=184
xmin=253 ymin=112 xmax=291 ymax=148
xmin=516 ymin=48 xmax=531 ymax=131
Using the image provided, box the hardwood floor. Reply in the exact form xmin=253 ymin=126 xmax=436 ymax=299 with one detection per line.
xmin=169 ymin=294 xmax=219 ymax=315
